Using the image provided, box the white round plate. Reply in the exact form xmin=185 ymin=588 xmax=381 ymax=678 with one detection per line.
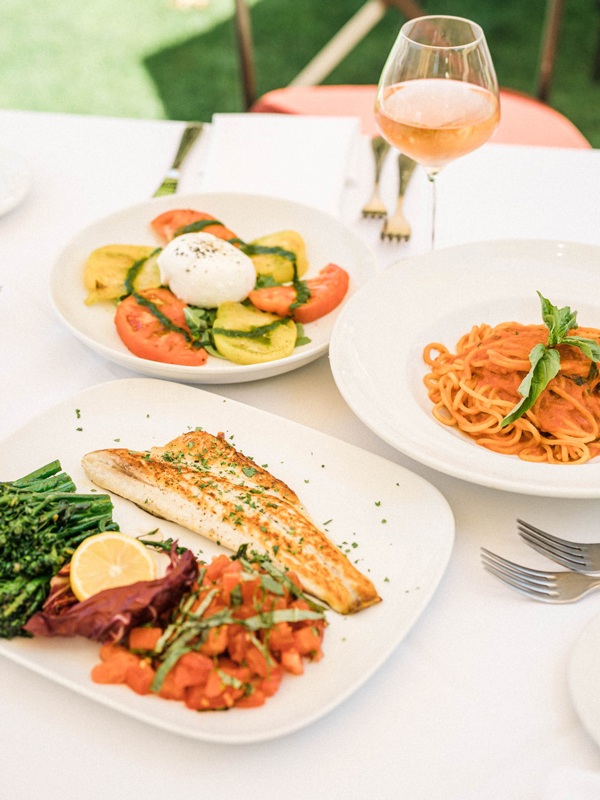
xmin=49 ymin=192 xmax=376 ymax=384
xmin=569 ymin=612 xmax=600 ymax=749
xmin=330 ymin=239 xmax=600 ymax=498
xmin=0 ymin=150 xmax=31 ymax=216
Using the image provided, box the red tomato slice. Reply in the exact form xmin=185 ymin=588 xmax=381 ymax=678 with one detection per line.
xmin=150 ymin=209 xmax=240 ymax=245
xmin=248 ymin=263 xmax=349 ymax=324
xmin=114 ymin=287 xmax=207 ymax=366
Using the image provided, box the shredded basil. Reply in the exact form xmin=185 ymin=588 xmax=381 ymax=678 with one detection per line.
xmin=148 ymin=544 xmax=326 ymax=693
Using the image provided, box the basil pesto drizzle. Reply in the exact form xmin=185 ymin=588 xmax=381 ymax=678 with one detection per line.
xmin=212 ymin=318 xmax=288 ymax=340
xmin=123 ymin=248 xmax=161 ymax=295
xmin=176 ymin=219 xmax=234 ymax=238
xmin=290 ymin=278 xmax=311 ymax=310
xmin=240 ymin=243 xmax=297 ymax=274
xmin=241 ymin=243 xmax=312 ymax=311
xmin=123 ymin=250 xmax=203 ymax=349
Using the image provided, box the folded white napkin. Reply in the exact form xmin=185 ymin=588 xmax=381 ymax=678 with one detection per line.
xmin=542 ymin=767 xmax=600 ymax=799
xmin=199 ymin=113 xmax=361 ymax=216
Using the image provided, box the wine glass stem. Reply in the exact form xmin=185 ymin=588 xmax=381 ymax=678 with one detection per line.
xmin=428 ymin=172 xmax=437 ymax=250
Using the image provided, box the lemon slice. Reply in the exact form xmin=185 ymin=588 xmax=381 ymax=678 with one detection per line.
xmin=69 ymin=532 xmax=157 ymax=601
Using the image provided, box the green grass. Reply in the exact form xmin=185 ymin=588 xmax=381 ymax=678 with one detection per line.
xmin=3 ymin=0 xmax=600 ymax=144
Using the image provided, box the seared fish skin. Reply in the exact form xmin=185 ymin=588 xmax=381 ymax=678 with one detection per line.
xmin=81 ymin=431 xmax=381 ymax=614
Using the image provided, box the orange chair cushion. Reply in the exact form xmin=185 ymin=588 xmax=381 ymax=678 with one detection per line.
xmin=251 ymin=84 xmax=591 ymax=149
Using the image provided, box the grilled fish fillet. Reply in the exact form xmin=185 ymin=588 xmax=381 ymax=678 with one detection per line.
xmin=81 ymin=430 xmax=380 ymax=614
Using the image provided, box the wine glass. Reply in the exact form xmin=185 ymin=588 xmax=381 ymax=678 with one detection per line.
xmin=375 ymin=15 xmax=500 ymax=248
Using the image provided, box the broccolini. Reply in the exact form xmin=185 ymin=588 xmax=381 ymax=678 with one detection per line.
xmin=0 ymin=459 xmax=118 ymax=638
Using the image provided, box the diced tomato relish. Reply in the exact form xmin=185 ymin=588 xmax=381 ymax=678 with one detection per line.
xmin=91 ymin=550 xmax=326 ymax=711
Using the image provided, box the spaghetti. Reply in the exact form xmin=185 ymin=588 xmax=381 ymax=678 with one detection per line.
xmin=423 ymin=322 xmax=600 ymax=464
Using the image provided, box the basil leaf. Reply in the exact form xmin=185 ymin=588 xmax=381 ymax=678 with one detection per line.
xmin=501 ymin=345 xmax=560 ymax=427
xmin=254 ymin=273 xmax=279 ymax=289
xmin=501 ymin=293 xmax=600 ymax=427
xmin=562 ymin=335 xmax=600 ymax=363
xmin=537 ymin=291 xmax=578 ymax=345
xmin=184 ymin=306 xmax=214 ymax=342
xmin=294 ymin=322 xmax=311 ymax=348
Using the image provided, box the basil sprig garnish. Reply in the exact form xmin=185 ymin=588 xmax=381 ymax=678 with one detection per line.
xmin=501 ymin=292 xmax=600 ymax=427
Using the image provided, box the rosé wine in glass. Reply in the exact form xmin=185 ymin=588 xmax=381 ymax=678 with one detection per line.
xmin=375 ymin=16 xmax=500 ymax=246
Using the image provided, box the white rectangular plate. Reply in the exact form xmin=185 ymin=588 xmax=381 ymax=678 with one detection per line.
xmin=0 ymin=378 xmax=454 ymax=743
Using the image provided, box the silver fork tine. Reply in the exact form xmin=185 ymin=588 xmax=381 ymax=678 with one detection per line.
xmin=482 ymin=563 xmax=557 ymax=600
xmin=517 ymin=519 xmax=593 ymax=573
xmin=480 ymin=547 xmax=600 ymax=602
xmin=361 ymin=136 xmax=390 ymax=219
xmin=517 ymin=519 xmax=587 ymax=552
xmin=518 ymin=532 xmax=587 ymax=572
xmin=481 ymin=548 xmax=556 ymax=588
xmin=481 ymin=549 xmax=559 ymax=601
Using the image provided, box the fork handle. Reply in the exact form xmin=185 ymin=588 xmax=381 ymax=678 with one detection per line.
xmin=397 ymin=153 xmax=416 ymax=199
xmin=170 ymin=121 xmax=204 ymax=170
xmin=371 ymin=136 xmax=391 ymax=183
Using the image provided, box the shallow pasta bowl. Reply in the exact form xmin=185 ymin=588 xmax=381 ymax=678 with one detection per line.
xmin=329 ymin=239 xmax=600 ymax=498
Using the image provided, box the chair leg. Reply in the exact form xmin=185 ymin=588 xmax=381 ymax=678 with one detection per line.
xmin=594 ymin=1 xmax=600 ymax=81
xmin=382 ymin=0 xmax=426 ymax=18
xmin=233 ymin=0 xmax=256 ymax=109
xmin=536 ymin=0 xmax=565 ymax=102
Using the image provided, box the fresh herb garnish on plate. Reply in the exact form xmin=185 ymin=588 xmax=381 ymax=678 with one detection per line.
xmin=501 ymin=292 xmax=600 ymax=426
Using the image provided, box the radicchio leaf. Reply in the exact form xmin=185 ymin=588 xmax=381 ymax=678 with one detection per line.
xmin=24 ymin=545 xmax=198 ymax=643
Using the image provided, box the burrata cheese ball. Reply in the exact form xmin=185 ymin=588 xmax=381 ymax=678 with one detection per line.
xmin=157 ymin=232 xmax=256 ymax=308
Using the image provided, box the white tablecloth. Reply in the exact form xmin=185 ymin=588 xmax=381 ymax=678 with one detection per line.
xmin=2 ymin=109 xmax=600 ymax=800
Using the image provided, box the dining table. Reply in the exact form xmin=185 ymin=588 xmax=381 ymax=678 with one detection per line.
xmin=3 ymin=106 xmax=600 ymax=800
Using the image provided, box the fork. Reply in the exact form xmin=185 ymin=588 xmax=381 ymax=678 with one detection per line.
xmin=361 ymin=136 xmax=391 ymax=218
xmin=517 ymin=518 xmax=600 ymax=575
xmin=153 ymin=121 xmax=204 ymax=197
xmin=481 ymin=547 xmax=600 ymax=603
xmin=380 ymin=153 xmax=417 ymax=241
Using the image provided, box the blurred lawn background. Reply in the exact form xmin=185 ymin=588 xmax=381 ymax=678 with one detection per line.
xmin=3 ymin=0 xmax=600 ymax=144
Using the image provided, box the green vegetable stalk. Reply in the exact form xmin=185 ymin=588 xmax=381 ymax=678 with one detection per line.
xmin=0 ymin=460 xmax=118 ymax=638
